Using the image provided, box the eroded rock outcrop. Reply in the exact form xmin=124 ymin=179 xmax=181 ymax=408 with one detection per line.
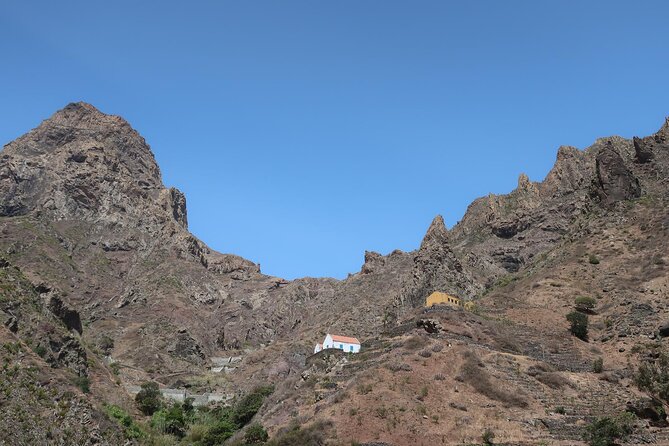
xmin=46 ymin=292 xmax=83 ymax=334
xmin=591 ymin=143 xmax=641 ymax=205
xmin=634 ymin=136 xmax=654 ymax=164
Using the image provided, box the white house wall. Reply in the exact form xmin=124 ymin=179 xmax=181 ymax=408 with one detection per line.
xmin=322 ymin=334 xmax=360 ymax=353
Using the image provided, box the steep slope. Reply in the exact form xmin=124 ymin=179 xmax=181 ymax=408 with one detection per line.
xmin=2 ymin=103 xmax=669 ymax=445
xmin=0 ymin=258 xmax=128 ymax=444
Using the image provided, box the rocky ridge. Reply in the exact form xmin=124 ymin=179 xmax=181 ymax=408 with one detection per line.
xmin=2 ymin=103 xmax=669 ymax=444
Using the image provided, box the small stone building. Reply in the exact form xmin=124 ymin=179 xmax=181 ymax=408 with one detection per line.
xmin=314 ymin=334 xmax=361 ymax=354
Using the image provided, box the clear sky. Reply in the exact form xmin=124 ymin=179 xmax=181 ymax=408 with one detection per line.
xmin=2 ymin=1 xmax=668 ymax=279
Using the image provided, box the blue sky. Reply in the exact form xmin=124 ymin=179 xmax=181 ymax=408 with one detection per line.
xmin=2 ymin=1 xmax=668 ymax=279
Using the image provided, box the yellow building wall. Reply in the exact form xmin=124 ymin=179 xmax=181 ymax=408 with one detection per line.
xmin=425 ymin=291 xmax=461 ymax=307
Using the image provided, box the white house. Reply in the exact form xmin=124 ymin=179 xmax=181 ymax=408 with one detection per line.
xmin=313 ymin=334 xmax=361 ymax=354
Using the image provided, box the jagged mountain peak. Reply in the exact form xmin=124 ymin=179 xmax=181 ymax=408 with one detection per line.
xmin=50 ymin=101 xmax=120 ymax=125
xmin=420 ymin=215 xmax=449 ymax=250
xmin=0 ymin=102 xmax=260 ymax=284
xmin=4 ymin=102 xmax=160 ymax=183
xmin=0 ymin=102 xmax=165 ymax=220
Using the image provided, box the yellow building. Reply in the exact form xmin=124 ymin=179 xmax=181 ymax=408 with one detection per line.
xmin=425 ymin=291 xmax=461 ymax=307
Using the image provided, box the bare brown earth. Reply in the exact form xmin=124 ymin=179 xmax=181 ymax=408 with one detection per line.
xmin=1 ymin=103 xmax=669 ymax=444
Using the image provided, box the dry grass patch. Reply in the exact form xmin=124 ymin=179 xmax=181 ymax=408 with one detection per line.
xmin=386 ymin=362 xmax=412 ymax=372
xmin=403 ymin=335 xmax=428 ymax=351
xmin=535 ymin=372 xmax=572 ymax=389
xmin=457 ymin=351 xmax=527 ymax=408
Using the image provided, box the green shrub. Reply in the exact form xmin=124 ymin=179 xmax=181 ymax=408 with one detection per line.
xmin=200 ymin=417 xmax=238 ymax=446
xmin=495 ymin=275 xmax=516 ymax=288
xmin=104 ymin=404 xmax=144 ymax=439
xmin=233 ymin=385 xmax=274 ymax=426
xmin=3 ymin=342 xmax=20 ymax=355
xmin=184 ymin=422 xmax=210 ymax=443
xmin=182 ymin=396 xmax=195 ymax=415
xmin=482 ymin=427 xmax=495 ymax=445
xmin=418 ymin=385 xmax=428 ymax=400
xmin=135 ymin=381 xmax=162 ymax=415
xmin=555 ymin=406 xmax=566 ymax=414
xmin=73 ymin=376 xmax=90 ymax=393
xmin=151 ymin=403 xmax=187 ymax=437
xmin=635 ymin=353 xmax=669 ymax=402
xmin=593 ymin=357 xmax=604 ymax=373
xmin=33 ymin=344 xmax=47 ymax=358
xmin=356 ymin=383 xmax=373 ymax=395
xmin=566 ymin=311 xmax=588 ymax=341
xmin=575 ymin=296 xmax=597 ymax=312
xmin=98 ymin=335 xmax=115 ymax=353
xmin=589 ymin=254 xmax=600 ymax=265
xmin=583 ymin=412 xmax=635 ymax=446
xmin=244 ymin=423 xmax=269 ymax=444
xmin=151 ymin=409 xmax=167 ymax=432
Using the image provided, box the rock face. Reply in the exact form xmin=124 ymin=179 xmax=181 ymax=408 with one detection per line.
xmin=0 ymin=102 xmax=162 ymax=223
xmin=591 ymin=143 xmax=641 ymax=205
xmin=45 ymin=292 xmax=83 ymax=334
xmin=0 ymin=102 xmax=257 ymax=277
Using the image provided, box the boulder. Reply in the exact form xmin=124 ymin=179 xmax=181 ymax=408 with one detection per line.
xmin=417 ymin=319 xmax=442 ymax=334
xmin=658 ymin=322 xmax=669 ymax=338
xmin=626 ymin=397 xmax=668 ymax=427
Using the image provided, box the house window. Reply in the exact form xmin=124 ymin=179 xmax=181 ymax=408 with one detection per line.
xmin=349 ymin=345 xmax=353 ymax=352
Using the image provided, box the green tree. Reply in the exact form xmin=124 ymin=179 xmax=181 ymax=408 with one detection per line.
xmin=135 ymin=381 xmax=162 ymax=415
xmin=201 ymin=417 xmax=238 ymax=446
xmin=567 ymin=311 xmax=588 ymax=341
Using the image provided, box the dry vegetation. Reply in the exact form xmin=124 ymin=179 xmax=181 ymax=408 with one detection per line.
xmin=457 ymin=351 xmax=528 ymax=408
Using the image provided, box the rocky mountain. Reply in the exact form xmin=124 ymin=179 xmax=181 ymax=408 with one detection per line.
xmin=1 ymin=103 xmax=669 ymax=445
